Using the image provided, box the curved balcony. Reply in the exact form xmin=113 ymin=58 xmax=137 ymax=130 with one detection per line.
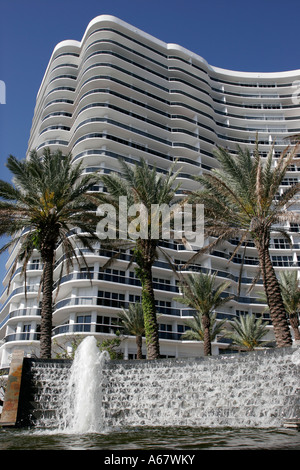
xmin=0 ymin=285 xmax=40 ymax=316
xmin=2 ymin=307 xmax=41 ymax=323
xmin=52 ymin=321 xmax=183 ymax=341
xmin=53 ymin=271 xmax=178 ymax=293
xmin=177 ymin=263 xmax=264 ymax=286
xmin=53 ymin=295 xmax=195 ymax=318
xmin=4 ymin=332 xmax=40 ymax=343
xmin=52 ymin=321 xmax=121 ymax=337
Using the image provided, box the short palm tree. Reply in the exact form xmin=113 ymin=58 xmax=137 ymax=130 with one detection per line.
xmin=174 ymin=272 xmax=232 ymax=355
xmin=97 ymin=158 xmax=182 ymax=359
xmin=181 ymin=311 xmax=226 ymax=347
xmin=189 ymin=143 xmax=300 ymax=348
xmin=279 ymin=270 xmax=300 ymax=341
xmin=118 ymin=303 xmax=145 ymax=359
xmin=0 ymin=148 xmax=101 ymax=358
xmin=224 ymin=314 xmax=270 ymax=351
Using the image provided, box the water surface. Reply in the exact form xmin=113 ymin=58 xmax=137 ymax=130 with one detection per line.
xmin=0 ymin=426 xmax=299 ymax=450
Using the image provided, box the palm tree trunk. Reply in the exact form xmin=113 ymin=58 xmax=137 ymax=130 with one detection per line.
xmin=202 ymin=313 xmax=211 ymax=356
xmin=135 ymin=241 xmax=160 ymax=360
xmin=40 ymin=247 xmax=54 ymax=359
xmin=140 ymin=263 xmax=160 ymax=359
xmin=136 ymin=335 xmax=143 ymax=359
xmin=255 ymin=235 xmax=292 ymax=348
xmin=289 ymin=314 xmax=300 ymax=341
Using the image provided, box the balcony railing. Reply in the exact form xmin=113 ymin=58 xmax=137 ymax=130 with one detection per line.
xmin=52 ymin=322 xmax=122 ymax=336
xmin=9 ymin=308 xmax=41 ymax=318
xmin=53 ymin=271 xmax=179 ymax=292
xmin=52 ymin=322 xmax=184 ymax=341
xmin=53 ymin=295 xmax=195 ymax=317
xmin=0 ymin=307 xmax=42 ymax=329
xmin=4 ymin=332 xmax=40 ymax=343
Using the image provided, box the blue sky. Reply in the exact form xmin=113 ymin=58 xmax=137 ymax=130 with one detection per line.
xmin=0 ymin=0 xmax=300 ymax=279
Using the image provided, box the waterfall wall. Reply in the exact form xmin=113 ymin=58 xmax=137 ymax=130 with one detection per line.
xmin=16 ymin=358 xmax=72 ymax=427
xmin=14 ymin=344 xmax=300 ymax=430
xmin=102 ymin=348 xmax=300 ymax=428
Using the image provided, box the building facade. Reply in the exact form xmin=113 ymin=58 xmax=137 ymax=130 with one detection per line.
xmin=1 ymin=15 xmax=300 ymax=367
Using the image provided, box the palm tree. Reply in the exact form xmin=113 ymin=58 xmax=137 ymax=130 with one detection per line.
xmin=118 ymin=303 xmax=145 ymax=359
xmin=189 ymin=143 xmax=300 ymax=348
xmin=174 ymin=272 xmax=232 ymax=355
xmin=279 ymin=271 xmax=300 ymax=341
xmin=224 ymin=314 xmax=270 ymax=351
xmin=97 ymin=158 xmax=182 ymax=359
xmin=181 ymin=311 xmax=226 ymax=348
xmin=0 ymin=148 xmax=101 ymax=358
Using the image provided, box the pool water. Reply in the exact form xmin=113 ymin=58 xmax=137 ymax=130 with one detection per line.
xmin=0 ymin=426 xmax=299 ymax=450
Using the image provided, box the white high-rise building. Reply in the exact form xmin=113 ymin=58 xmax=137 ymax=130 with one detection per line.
xmin=1 ymin=15 xmax=300 ymax=367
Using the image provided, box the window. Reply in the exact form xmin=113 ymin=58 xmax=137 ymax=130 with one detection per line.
xmin=97 ymin=315 xmax=110 ymax=325
xmin=75 ymin=315 xmax=91 ymax=332
xmin=129 ymin=294 xmax=141 ymax=303
xmin=231 ymin=253 xmax=259 ymax=265
xmin=80 ymin=266 xmax=94 ymax=279
xmin=290 ymin=223 xmax=300 ymax=232
xmin=271 ymin=255 xmax=293 ymax=266
xmin=96 ymin=315 xmax=120 ymax=333
xmin=155 ymin=300 xmax=172 ymax=307
xmin=235 ymin=310 xmax=248 ymax=317
xmin=98 ymin=291 xmax=125 ymax=300
xmin=287 ymin=164 xmax=300 ymax=172
xmin=281 ymin=177 xmax=298 ymax=186
xmin=99 ymin=268 xmax=126 ymax=283
xmin=159 ymin=323 xmax=173 ymax=339
xmin=23 ymin=324 xmax=31 ymax=340
xmin=97 ymin=290 xmax=126 ymax=308
xmin=159 ymin=323 xmax=172 ymax=331
xmin=271 ymin=238 xmax=290 ymax=249
xmin=153 ymin=277 xmax=171 ymax=284
xmin=77 ymin=315 xmax=91 ymax=323
xmin=253 ymin=311 xmax=270 ymax=321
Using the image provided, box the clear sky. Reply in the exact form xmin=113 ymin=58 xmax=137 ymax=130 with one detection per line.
xmin=0 ymin=0 xmax=300 ymax=280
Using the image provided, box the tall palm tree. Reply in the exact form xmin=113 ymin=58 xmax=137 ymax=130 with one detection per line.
xmin=279 ymin=270 xmax=300 ymax=341
xmin=97 ymin=158 xmax=182 ymax=359
xmin=224 ymin=314 xmax=270 ymax=351
xmin=174 ymin=272 xmax=232 ymax=355
xmin=118 ymin=303 xmax=145 ymax=359
xmin=0 ymin=148 xmax=101 ymax=358
xmin=181 ymin=311 xmax=226 ymax=348
xmin=189 ymin=143 xmax=300 ymax=348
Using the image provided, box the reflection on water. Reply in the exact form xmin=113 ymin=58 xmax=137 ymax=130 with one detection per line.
xmin=0 ymin=426 xmax=299 ymax=450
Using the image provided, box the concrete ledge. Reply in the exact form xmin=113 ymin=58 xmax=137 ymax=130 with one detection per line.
xmin=0 ymin=350 xmax=24 ymax=427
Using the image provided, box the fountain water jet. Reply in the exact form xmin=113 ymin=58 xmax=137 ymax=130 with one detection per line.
xmin=57 ymin=336 xmax=110 ymax=433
